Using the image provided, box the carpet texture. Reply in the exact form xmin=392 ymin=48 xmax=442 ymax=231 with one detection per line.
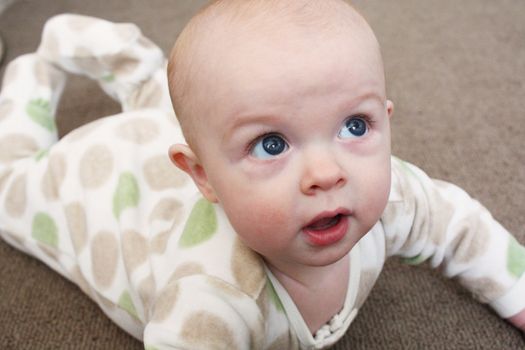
xmin=1 ymin=1 xmax=524 ymax=349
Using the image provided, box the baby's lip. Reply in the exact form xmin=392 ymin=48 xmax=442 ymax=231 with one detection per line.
xmin=304 ymin=208 xmax=352 ymax=229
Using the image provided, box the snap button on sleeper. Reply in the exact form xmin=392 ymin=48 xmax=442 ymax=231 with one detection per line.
xmin=329 ymin=314 xmax=343 ymax=332
xmin=314 ymin=325 xmax=331 ymax=342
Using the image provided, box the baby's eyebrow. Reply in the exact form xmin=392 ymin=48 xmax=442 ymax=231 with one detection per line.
xmin=349 ymin=91 xmax=385 ymax=106
xmin=223 ymin=114 xmax=283 ymax=140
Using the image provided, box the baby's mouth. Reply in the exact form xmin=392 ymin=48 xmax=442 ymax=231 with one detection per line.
xmin=303 ymin=210 xmax=350 ymax=246
xmin=305 ymin=214 xmax=343 ymax=231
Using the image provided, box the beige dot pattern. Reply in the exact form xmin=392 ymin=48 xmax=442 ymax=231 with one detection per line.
xmin=130 ymin=78 xmax=163 ymax=109
xmin=138 ymin=274 xmax=156 ymax=318
xmin=5 ymin=174 xmax=27 ymax=217
xmin=150 ymin=230 xmax=171 ymax=255
xmin=208 ymin=278 xmax=245 ymax=300
xmin=65 ymin=202 xmax=88 ymax=253
xmin=255 ymin=282 xmax=270 ymax=320
xmin=459 ymin=276 xmax=506 ymax=303
xmin=65 ymin=120 xmax=101 ymax=142
xmin=180 ymin=311 xmax=238 ymax=350
xmin=41 ymin=153 xmax=67 ymax=201
xmin=115 ymin=118 xmax=159 ymax=145
xmin=152 ymin=282 xmax=180 ymax=323
xmin=91 ymin=231 xmax=119 ymax=289
xmin=0 ymin=168 xmax=13 ymax=193
xmin=122 ymin=230 xmax=149 ymax=272
xmin=149 ymin=198 xmax=183 ymax=224
xmin=74 ymin=46 xmax=92 ymax=58
xmin=34 ymin=60 xmax=56 ymax=87
xmin=41 ymin=31 xmax=60 ymax=60
xmin=448 ymin=216 xmax=490 ymax=265
xmin=0 ymin=134 xmax=39 ymax=163
xmin=0 ymin=99 xmax=14 ymax=123
xmin=143 ymin=155 xmax=187 ymax=191
xmin=427 ymin=181 xmax=457 ymax=246
xmin=231 ymin=238 xmax=266 ymax=298
xmin=72 ymin=47 xmax=103 ymax=77
xmin=103 ymin=53 xmax=140 ymax=77
xmin=386 ymin=166 xmax=422 ymax=253
xmin=79 ymin=144 xmax=114 ymax=189
xmin=170 ymin=262 xmax=205 ymax=281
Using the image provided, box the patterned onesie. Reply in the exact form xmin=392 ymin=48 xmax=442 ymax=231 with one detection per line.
xmin=1 ymin=14 xmax=524 ymax=350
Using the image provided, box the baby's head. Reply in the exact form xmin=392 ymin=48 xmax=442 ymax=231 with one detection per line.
xmin=167 ymin=0 xmax=394 ymax=272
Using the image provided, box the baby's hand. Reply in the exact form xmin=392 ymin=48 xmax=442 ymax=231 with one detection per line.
xmin=507 ymin=308 xmax=525 ymax=331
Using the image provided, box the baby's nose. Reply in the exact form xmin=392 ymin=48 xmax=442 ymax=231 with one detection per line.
xmin=300 ymin=149 xmax=346 ymax=195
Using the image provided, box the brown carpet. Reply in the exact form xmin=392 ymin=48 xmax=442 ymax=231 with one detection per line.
xmin=1 ymin=0 xmax=524 ymax=349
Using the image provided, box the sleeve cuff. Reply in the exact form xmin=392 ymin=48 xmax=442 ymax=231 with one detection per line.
xmin=490 ymin=271 xmax=525 ymax=318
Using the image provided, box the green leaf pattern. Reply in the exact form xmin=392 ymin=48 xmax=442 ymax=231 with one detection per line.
xmin=507 ymin=237 xmax=525 ymax=278
xmin=32 ymin=212 xmax=59 ymax=247
xmin=178 ymin=198 xmax=217 ymax=248
xmin=118 ymin=290 xmax=139 ymax=320
xmin=26 ymin=99 xmax=56 ymax=132
xmin=113 ymin=172 xmax=140 ymax=219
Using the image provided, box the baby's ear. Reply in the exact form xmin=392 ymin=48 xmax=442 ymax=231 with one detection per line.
xmin=168 ymin=144 xmax=218 ymax=203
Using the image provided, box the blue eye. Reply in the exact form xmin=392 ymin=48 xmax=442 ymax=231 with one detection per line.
xmin=339 ymin=116 xmax=368 ymax=139
xmin=251 ymin=134 xmax=288 ymax=159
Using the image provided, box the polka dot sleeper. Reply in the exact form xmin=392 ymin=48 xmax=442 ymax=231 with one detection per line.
xmin=1 ymin=14 xmax=524 ymax=350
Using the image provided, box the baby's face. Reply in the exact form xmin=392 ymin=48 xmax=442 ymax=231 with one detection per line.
xmin=176 ymin=20 xmax=393 ymax=273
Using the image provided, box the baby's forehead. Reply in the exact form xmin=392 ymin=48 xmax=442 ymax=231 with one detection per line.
xmin=191 ymin=0 xmax=367 ymax=42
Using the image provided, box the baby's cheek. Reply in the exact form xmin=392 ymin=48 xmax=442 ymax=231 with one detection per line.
xmin=360 ymin=166 xmax=391 ymax=226
xmin=227 ymin=196 xmax=292 ymax=250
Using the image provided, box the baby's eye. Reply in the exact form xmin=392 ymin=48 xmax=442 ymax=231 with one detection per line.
xmin=251 ymin=134 xmax=288 ymax=159
xmin=338 ymin=116 xmax=368 ymax=139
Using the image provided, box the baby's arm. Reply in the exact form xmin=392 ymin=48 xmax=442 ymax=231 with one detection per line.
xmin=143 ymin=275 xmax=266 ymax=350
xmin=384 ymin=157 xmax=525 ymax=329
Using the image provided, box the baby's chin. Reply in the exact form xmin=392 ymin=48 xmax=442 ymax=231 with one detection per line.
xmin=299 ymin=235 xmax=359 ymax=267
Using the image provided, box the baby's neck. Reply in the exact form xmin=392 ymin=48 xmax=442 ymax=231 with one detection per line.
xmin=267 ymin=254 xmax=350 ymax=334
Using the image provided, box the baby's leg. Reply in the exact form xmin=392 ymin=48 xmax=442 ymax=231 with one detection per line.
xmin=37 ymin=14 xmax=174 ymax=116
xmin=0 ymin=12 xmax=171 ymax=275
xmin=0 ymin=15 xmax=188 ymax=339
xmin=0 ymin=54 xmax=72 ymax=275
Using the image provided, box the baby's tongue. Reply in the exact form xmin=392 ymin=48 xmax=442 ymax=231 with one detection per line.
xmin=307 ymin=215 xmax=339 ymax=230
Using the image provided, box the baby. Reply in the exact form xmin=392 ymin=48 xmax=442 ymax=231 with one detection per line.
xmin=0 ymin=1 xmax=524 ymax=349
